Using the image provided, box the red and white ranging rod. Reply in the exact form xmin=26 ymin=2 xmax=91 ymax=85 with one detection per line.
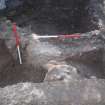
xmin=13 ymin=23 xmax=22 ymax=64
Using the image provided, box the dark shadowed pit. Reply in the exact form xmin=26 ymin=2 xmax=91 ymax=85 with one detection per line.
xmin=6 ymin=0 xmax=98 ymax=34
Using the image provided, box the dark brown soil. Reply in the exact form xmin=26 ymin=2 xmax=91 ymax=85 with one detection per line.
xmin=0 ymin=40 xmax=46 ymax=87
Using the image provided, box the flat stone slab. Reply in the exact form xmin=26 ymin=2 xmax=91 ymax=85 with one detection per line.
xmin=0 ymin=79 xmax=105 ymax=105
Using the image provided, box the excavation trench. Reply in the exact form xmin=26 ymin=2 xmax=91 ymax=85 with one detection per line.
xmin=0 ymin=0 xmax=104 ymax=87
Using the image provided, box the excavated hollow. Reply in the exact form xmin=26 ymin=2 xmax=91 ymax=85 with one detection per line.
xmin=0 ymin=0 xmax=103 ymax=87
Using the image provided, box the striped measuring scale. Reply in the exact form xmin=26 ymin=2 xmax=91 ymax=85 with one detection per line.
xmin=12 ymin=22 xmax=22 ymax=64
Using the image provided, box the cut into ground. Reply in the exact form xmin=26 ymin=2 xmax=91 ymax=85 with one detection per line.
xmin=0 ymin=0 xmax=103 ymax=87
